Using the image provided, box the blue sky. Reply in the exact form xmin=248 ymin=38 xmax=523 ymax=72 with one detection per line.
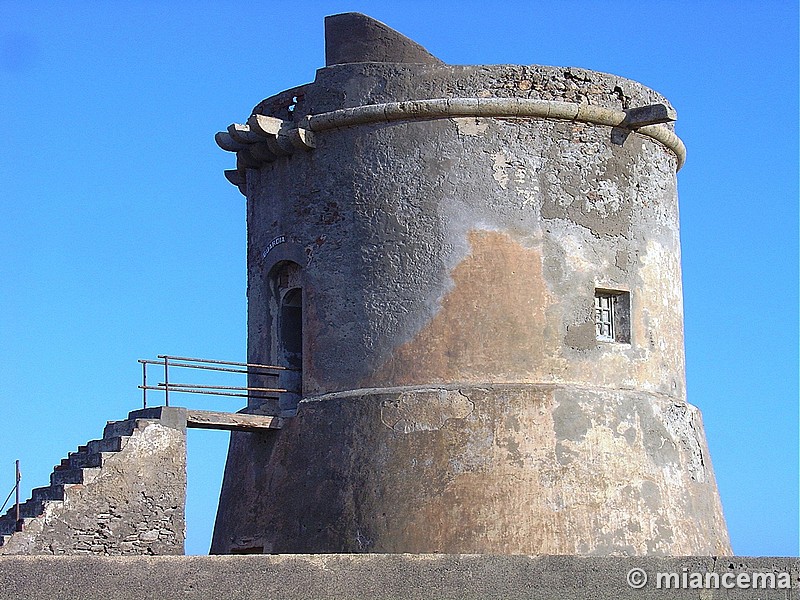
xmin=1 ymin=1 xmax=797 ymax=556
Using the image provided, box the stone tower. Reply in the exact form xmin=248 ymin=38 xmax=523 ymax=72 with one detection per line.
xmin=212 ymin=13 xmax=730 ymax=556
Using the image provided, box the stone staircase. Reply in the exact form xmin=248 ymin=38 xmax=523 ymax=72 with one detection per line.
xmin=0 ymin=408 xmax=181 ymax=552
xmin=0 ymin=403 xmax=278 ymax=554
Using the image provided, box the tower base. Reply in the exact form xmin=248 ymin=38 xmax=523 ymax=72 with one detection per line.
xmin=212 ymin=384 xmax=730 ymax=555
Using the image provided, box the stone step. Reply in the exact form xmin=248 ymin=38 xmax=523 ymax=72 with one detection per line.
xmin=0 ymin=517 xmax=22 ymax=537
xmin=57 ymin=451 xmax=111 ymax=471
xmin=85 ymin=436 xmax=129 ymax=454
xmin=75 ymin=451 xmax=112 ymax=469
xmin=0 ymin=499 xmax=42 ymax=524
xmin=50 ymin=467 xmax=100 ymax=486
xmin=0 ymin=491 xmax=70 ymax=536
xmin=0 ymin=499 xmax=25 ymax=525
xmin=102 ymin=418 xmax=139 ymax=439
xmin=0 ymin=491 xmax=71 ymax=527
xmin=0 ymin=516 xmax=17 ymax=536
xmin=31 ymin=485 xmax=67 ymax=503
xmin=19 ymin=500 xmax=44 ymax=519
xmin=101 ymin=408 xmax=176 ymax=440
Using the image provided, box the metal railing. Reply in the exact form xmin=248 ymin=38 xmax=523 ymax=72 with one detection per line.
xmin=138 ymin=355 xmax=300 ymax=408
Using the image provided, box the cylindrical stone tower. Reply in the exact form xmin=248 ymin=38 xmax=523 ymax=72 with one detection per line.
xmin=212 ymin=13 xmax=730 ymax=556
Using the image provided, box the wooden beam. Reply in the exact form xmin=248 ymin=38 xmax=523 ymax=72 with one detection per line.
xmin=186 ymin=409 xmax=283 ymax=432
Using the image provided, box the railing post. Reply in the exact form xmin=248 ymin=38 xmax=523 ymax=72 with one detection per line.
xmin=141 ymin=361 xmax=147 ymax=409
xmin=163 ymin=355 xmax=169 ymax=407
xmin=15 ymin=459 xmax=21 ymax=531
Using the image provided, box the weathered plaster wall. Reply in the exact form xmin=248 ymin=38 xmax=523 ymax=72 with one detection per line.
xmin=0 ymin=408 xmax=186 ymax=555
xmin=214 ymin=33 xmax=729 ymax=555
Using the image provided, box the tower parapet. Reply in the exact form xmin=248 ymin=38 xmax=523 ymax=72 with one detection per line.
xmin=212 ymin=13 xmax=730 ymax=556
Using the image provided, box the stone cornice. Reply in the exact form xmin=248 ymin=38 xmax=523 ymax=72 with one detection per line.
xmin=218 ymin=98 xmax=684 ymax=194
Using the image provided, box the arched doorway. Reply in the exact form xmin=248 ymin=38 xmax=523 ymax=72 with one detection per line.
xmin=268 ymin=262 xmax=303 ymax=414
xmin=279 ymin=288 xmax=303 ymax=370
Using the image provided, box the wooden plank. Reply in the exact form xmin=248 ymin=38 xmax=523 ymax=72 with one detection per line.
xmin=186 ymin=410 xmax=283 ymax=432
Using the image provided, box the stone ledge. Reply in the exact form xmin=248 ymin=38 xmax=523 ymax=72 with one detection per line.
xmin=0 ymin=555 xmax=798 ymax=600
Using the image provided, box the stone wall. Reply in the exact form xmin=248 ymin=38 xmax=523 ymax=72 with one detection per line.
xmin=0 ymin=555 xmax=798 ymax=600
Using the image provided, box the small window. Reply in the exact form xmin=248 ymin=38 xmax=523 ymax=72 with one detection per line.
xmin=594 ymin=289 xmax=631 ymax=343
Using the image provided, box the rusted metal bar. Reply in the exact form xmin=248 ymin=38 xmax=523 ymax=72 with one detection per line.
xmin=141 ymin=360 xmax=147 ymax=409
xmin=139 ymin=385 xmax=288 ymax=394
xmin=0 ymin=484 xmax=15 ymax=513
xmin=160 ymin=362 xmax=272 ymax=375
xmin=138 ymin=385 xmax=283 ymax=400
xmin=15 ymin=460 xmax=20 ymax=531
xmin=163 ymin=355 xmax=169 ymax=407
xmin=159 ymin=355 xmax=299 ymax=371
xmin=140 ymin=359 xmax=283 ymax=376
xmin=156 ymin=383 xmax=287 ymax=392
xmin=136 ymin=355 xmax=302 ymax=407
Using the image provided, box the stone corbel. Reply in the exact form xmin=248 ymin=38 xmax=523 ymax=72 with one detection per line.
xmin=216 ymin=117 xmax=316 ymax=195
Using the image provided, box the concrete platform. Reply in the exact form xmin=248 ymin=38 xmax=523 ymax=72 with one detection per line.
xmin=0 ymin=554 xmax=798 ymax=599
